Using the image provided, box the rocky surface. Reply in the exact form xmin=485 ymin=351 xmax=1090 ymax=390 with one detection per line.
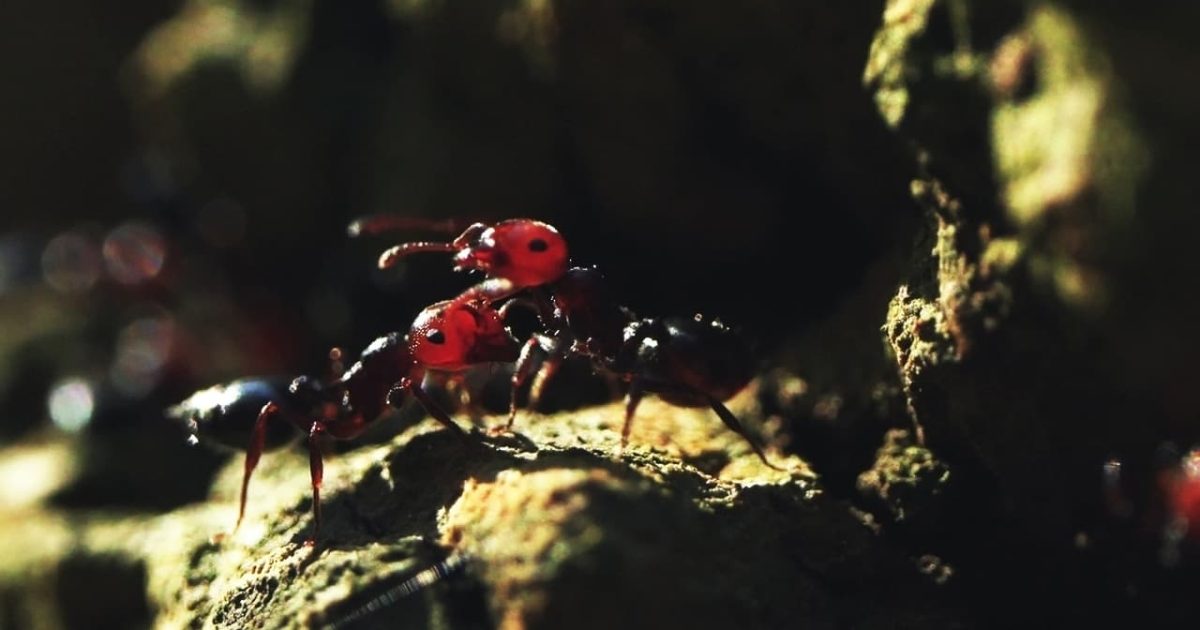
xmin=862 ymin=0 xmax=1200 ymax=624
xmin=0 ymin=398 xmax=967 ymax=629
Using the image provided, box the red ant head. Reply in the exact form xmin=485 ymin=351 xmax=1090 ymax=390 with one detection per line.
xmin=408 ymin=300 xmax=519 ymax=370
xmin=453 ymin=220 xmax=568 ymax=288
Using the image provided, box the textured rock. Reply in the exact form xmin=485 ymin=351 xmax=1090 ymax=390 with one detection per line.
xmin=863 ymin=0 xmax=1200 ymax=624
xmin=857 ymin=429 xmax=950 ymax=528
xmin=0 ymin=398 xmax=969 ymax=629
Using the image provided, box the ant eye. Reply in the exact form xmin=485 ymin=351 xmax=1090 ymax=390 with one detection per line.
xmin=528 ymin=238 xmax=548 ymax=252
xmin=425 ymin=329 xmax=446 ymax=345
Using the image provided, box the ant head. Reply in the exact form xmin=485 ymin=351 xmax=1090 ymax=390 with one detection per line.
xmin=408 ymin=299 xmax=519 ymax=369
xmin=453 ymin=220 xmax=568 ymax=288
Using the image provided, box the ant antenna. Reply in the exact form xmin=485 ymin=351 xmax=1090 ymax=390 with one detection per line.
xmin=347 ymin=215 xmax=467 ymax=238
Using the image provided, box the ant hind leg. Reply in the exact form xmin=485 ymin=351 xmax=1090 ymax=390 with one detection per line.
xmin=238 ymin=402 xmax=280 ymax=530
xmin=306 ymin=422 xmax=329 ymax=544
xmin=704 ymin=394 xmax=785 ymax=472
xmin=620 ymin=378 xmax=647 ymax=451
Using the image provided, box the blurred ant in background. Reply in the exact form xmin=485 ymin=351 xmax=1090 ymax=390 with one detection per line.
xmin=1101 ymin=444 xmax=1200 ymax=567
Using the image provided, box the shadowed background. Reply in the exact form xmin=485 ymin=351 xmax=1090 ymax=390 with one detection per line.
xmin=4 ymin=0 xmax=1200 ymax=628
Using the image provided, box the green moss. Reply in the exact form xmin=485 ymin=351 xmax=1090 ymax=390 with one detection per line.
xmin=863 ymin=0 xmax=939 ymax=128
xmin=990 ymin=5 xmax=1148 ymax=307
xmin=857 ymin=429 xmax=951 ymax=524
xmin=991 ymin=6 xmax=1146 ymax=226
xmin=132 ymin=0 xmax=313 ymax=100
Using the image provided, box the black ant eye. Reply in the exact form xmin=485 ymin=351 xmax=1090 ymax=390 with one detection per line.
xmin=425 ymin=329 xmax=446 ymax=345
xmin=528 ymin=238 xmax=548 ymax=252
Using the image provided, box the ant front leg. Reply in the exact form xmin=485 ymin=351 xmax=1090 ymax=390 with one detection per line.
xmin=528 ymin=344 xmax=565 ymax=412
xmin=449 ymin=277 xmax=518 ymax=308
xmin=306 ymin=422 xmax=328 ymax=542
xmin=507 ymin=336 xmax=542 ymax=430
xmin=497 ymin=288 xmax=557 ymax=327
xmin=396 ymin=377 xmax=470 ymax=441
xmin=238 ymin=402 xmax=280 ymax=530
xmin=507 ymin=333 xmax=564 ymax=430
xmin=498 ymin=297 xmax=552 ymax=329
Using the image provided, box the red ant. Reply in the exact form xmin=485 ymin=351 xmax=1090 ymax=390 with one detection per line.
xmin=352 ymin=217 xmax=782 ymax=470
xmin=170 ymin=299 xmax=518 ymax=539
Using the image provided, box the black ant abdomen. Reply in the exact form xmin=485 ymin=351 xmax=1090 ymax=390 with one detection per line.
xmin=618 ymin=314 xmax=756 ymax=409
xmin=168 ymin=377 xmax=304 ymax=451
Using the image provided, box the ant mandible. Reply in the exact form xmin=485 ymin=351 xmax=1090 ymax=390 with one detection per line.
xmin=170 ymin=299 xmax=518 ymax=540
xmin=352 ymin=217 xmax=782 ymax=470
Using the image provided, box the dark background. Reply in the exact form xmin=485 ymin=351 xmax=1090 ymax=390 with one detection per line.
xmin=0 ymin=0 xmax=912 ymax=449
xmin=6 ymin=1 xmax=1200 ymax=628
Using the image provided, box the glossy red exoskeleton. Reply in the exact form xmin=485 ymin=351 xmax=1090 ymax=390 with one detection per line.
xmin=352 ymin=217 xmax=780 ymax=469
xmin=170 ymin=299 xmax=518 ymax=538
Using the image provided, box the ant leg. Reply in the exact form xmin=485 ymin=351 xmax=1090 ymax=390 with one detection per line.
xmin=528 ymin=348 xmax=564 ymax=410
xmin=450 ymin=277 xmax=518 ymax=308
xmin=498 ymin=298 xmax=550 ymax=328
xmin=238 ymin=402 xmax=279 ymax=529
xmin=306 ymin=422 xmax=328 ymax=541
xmin=497 ymin=288 xmax=556 ymax=327
xmin=447 ymin=373 xmax=481 ymax=423
xmin=403 ymin=378 xmax=470 ymax=441
xmin=507 ymin=336 xmax=542 ymax=430
xmin=704 ymin=394 xmax=784 ymax=471
xmin=621 ymin=378 xmax=647 ymax=450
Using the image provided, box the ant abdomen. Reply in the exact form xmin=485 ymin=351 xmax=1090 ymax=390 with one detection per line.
xmin=624 ymin=315 xmax=756 ymax=406
xmin=167 ymin=378 xmax=302 ymax=451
